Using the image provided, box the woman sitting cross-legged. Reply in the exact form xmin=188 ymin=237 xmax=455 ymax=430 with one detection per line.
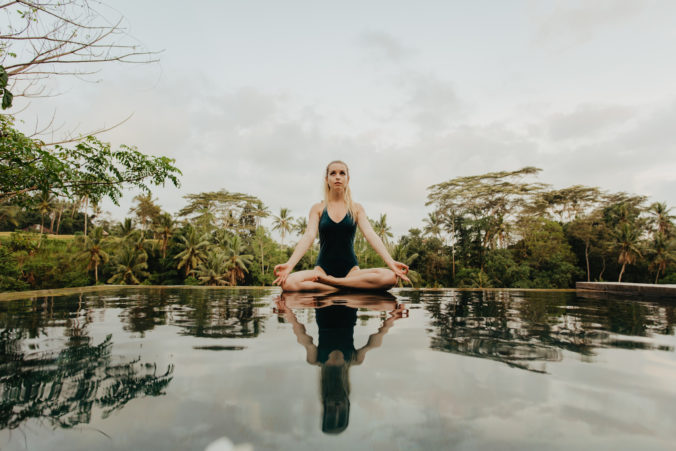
xmin=273 ymin=160 xmax=410 ymax=292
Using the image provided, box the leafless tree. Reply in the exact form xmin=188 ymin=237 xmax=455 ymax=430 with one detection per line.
xmin=1 ymin=0 xmax=159 ymax=141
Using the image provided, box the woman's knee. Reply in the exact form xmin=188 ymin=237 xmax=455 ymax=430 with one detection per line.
xmin=281 ymin=279 xmax=297 ymax=291
xmin=374 ymin=268 xmax=396 ymax=287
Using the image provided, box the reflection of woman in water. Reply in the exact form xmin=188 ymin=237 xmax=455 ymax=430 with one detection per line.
xmin=273 ymin=160 xmax=410 ymax=291
xmin=275 ymin=292 xmax=407 ymax=434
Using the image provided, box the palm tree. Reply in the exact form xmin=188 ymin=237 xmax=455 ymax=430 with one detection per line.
xmin=272 ymin=208 xmax=294 ymax=246
xmin=107 ymin=245 xmax=149 ymax=285
xmin=423 ymin=212 xmax=442 ymax=239
xmin=38 ymin=191 xmax=53 ymax=235
xmin=649 ymin=233 xmax=676 ymax=283
xmin=115 ymin=218 xmax=136 ymax=239
xmin=0 ymin=205 xmax=20 ymax=227
xmin=372 ymin=214 xmax=393 ymax=245
xmin=294 ymin=217 xmax=308 ymax=237
xmin=194 ymin=250 xmax=230 ymax=286
xmin=129 ymin=193 xmax=161 ymax=231
xmin=614 ymin=223 xmax=642 ymax=282
xmin=252 ymin=200 xmax=270 ymax=229
xmin=391 ymin=243 xmax=421 ymax=287
xmin=224 ymin=235 xmax=253 ymax=286
xmin=175 ymin=227 xmax=210 ymax=276
xmin=211 ymin=228 xmax=231 ymax=250
xmin=249 ymin=202 xmax=270 ymax=275
xmin=53 ymin=200 xmax=67 ymax=234
xmin=129 ymin=230 xmax=151 ymax=263
xmin=154 ymin=213 xmax=176 ymax=258
xmin=649 ymin=202 xmax=675 ymax=238
xmin=77 ymin=226 xmax=110 ymax=284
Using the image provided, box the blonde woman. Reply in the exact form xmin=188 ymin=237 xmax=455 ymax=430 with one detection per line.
xmin=273 ymin=160 xmax=410 ymax=291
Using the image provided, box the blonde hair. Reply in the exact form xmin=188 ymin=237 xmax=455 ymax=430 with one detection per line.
xmin=323 ymin=160 xmax=356 ymax=221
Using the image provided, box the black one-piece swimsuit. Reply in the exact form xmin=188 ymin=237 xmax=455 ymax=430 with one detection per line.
xmin=315 ymin=208 xmax=358 ymax=277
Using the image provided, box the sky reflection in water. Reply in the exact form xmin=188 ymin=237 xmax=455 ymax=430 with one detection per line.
xmin=1 ymin=288 xmax=675 ymax=451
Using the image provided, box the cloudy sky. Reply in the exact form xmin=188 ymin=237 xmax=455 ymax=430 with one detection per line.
xmin=12 ymin=0 xmax=676 ymax=237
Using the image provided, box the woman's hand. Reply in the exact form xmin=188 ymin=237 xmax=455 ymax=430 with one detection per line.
xmin=388 ymin=260 xmax=410 ymax=284
xmin=273 ymin=262 xmax=293 ymax=286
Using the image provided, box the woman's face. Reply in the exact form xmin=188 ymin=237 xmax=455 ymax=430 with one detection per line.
xmin=326 ymin=163 xmax=349 ymax=192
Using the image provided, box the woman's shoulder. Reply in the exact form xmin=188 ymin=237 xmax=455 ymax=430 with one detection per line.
xmin=310 ymin=202 xmax=325 ymax=214
xmin=352 ymin=202 xmax=366 ymax=217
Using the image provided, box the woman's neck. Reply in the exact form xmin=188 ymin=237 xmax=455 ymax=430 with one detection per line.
xmin=327 ymin=190 xmax=344 ymax=203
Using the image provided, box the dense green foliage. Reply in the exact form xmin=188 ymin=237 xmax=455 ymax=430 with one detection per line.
xmin=1 ymin=168 xmax=675 ymax=291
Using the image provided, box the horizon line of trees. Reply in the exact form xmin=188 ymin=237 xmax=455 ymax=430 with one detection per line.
xmin=1 ymin=167 xmax=675 ymax=292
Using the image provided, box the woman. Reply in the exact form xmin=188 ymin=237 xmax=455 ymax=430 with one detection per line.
xmin=273 ymin=160 xmax=410 ymax=291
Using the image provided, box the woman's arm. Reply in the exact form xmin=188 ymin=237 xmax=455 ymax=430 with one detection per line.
xmin=275 ymin=298 xmax=318 ymax=364
xmin=355 ymin=304 xmax=407 ymax=364
xmin=355 ymin=203 xmax=410 ymax=283
xmin=273 ymin=203 xmax=322 ymax=285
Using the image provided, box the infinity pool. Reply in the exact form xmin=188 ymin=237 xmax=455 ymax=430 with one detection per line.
xmin=1 ymin=288 xmax=675 ymax=450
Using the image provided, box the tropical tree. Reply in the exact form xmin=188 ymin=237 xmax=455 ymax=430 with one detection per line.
xmin=427 ymin=167 xmax=547 ymax=270
xmin=175 ymin=227 xmax=210 ymax=276
xmin=130 ymin=194 xmax=162 ymax=231
xmin=115 ymin=218 xmax=136 ymax=240
xmin=0 ymin=205 xmax=20 ymax=228
xmin=649 ymin=202 xmax=675 ymax=238
xmin=77 ymin=226 xmax=110 ymax=284
xmin=294 ymin=217 xmax=308 ymax=237
xmin=649 ymin=234 xmax=676 ymax=283
xmin=423 ymin=212 xmax=443 ymax=239
xmin=107 ymin=245 xmax=149 ymax=285
xmin=129 ymin=230 xmax=151 ymax=263
xmin=154 ymin=213 xmax=176 ymax=258
xmin=272 ymin=208 xmax=294 ymax=246
xmin=567 ymin=211 xmax=603 ymax=282
xmin=614 ymin=223 xmax=642 ymax=282
xmin=224 ymin=235 xmax=253 ymax=286
xmin=372 ymin=214 xmax=393 ymax=245
xmin=37 ymin=191 xmax=53 ymax=235
xmin=0 ymin=116 xmax=181 ymax=212
xmin=194 ymin=251 xmax=230 ymax=286
xmin=177 ymin=190 xmax=262 ymax=233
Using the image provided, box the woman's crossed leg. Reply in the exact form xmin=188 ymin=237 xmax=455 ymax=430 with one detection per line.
xmin=281 ymin=267 xmax=397 ymax=292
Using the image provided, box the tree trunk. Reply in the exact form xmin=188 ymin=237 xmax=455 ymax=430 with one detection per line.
xmin=83 ymin=196 xmax=89 ymax=236
xmin=585 ymin=241 xmax=590 ymax=282
xmin=260 ymin=240 xmax=264 ymax=281
xmin=655 ymin=268 xmax=660 ymax=284
xmin=599 ymin=256 xmax=606 ymax=281
xmin=50 ymin=211 xmax=56 ymax=232
xmin=95 ymin=262 xmax=99 ymax=284
xmin=618 ymin=263 xmax=626 ymax=282
xmin=56 ymin=206 xmax=63 ymax=235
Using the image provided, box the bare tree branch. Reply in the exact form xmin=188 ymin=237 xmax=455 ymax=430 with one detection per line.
xmin=43 ymin=113 xmax=133 ymax=146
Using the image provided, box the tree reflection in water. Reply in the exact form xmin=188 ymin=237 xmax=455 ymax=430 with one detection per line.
xmin=275 ymin=292 xmax=408 ymax=435
xmin=423 ymin=290 xmax=675 ymax=373
xmin=0 ymin=294 xmax=175 ymax=431
xmin=113 ymin=288 xmax=269 ymax=338
xmin=0 ymin=288 xmax=274 ymax=431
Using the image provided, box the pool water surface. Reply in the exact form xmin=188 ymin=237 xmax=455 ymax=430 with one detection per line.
xmin=1 ymin=287 xmax=675 ymax=450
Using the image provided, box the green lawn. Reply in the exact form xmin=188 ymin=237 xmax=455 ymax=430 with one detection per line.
xmin=0 ymin=231 xmax=75 ymax=240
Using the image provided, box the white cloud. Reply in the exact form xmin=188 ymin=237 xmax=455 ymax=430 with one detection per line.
xmin=534 ymin=0 xmax=649 ymax=48
xmin=358 ymin=31 xmax=415 ymax=63
xmin=546 ymin=104 xmax=638 ymax=141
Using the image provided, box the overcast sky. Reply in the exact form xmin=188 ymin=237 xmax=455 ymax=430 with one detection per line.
xmin=12 ymin=0 xmax=676 ymax=238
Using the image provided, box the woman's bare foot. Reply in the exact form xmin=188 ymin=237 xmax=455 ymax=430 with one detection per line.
xmin=314 ymin=272 xmax=340 ymax=286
